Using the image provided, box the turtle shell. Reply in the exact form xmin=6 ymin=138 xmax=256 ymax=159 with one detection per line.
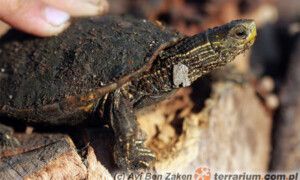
xmin=0 ymin=16 xmax=182 ymax=124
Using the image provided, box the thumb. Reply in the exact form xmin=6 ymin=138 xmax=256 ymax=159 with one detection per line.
xmin=0 ymin=0 xmax=70 ymax=37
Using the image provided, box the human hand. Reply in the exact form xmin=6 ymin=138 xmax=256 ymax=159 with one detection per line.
xmin=0 ymin=0 xmax=109 ymax=36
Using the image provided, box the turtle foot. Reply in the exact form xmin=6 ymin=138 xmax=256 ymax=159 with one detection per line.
xmin=0 ymin=124 xmax=20 ymax=157
xmin=114 ymin=138 xmax=156 ymax=171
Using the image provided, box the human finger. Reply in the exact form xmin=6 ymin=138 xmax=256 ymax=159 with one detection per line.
xmin=0 ymin=0 xmax=70 ymax=36
xmin=41 ymin=0 xmax=109 ymax=17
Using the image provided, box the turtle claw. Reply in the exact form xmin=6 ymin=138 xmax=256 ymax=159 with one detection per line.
xmin=114 ymin=139 xmax=155 ymax=171
xmin=0 ymin=124 xmax=20 ymax=157
xmin=132 ymin=140 xmax=156 ymax=170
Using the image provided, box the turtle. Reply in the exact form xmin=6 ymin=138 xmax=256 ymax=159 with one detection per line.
xmin=0 ymin=16 xmax=256 ymax=171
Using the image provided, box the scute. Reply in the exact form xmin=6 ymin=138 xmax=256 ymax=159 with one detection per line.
xmin=0 ymin=16 xmax=182 ymax=110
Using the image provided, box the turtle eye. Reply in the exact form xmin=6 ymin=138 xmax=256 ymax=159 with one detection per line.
xmin=235 ymin=30 xmax=246 ymax=37
xmin=231 ymin=26 xmax=247 ymax=38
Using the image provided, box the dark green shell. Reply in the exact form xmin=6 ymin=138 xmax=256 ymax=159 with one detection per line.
xmin=0 ymin=16 xmax=181 ymax=116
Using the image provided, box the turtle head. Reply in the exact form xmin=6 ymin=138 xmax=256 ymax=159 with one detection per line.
xmin=208 ymin=19 xmax=257 ymax=63
xmin=149 ymin=20 xmax=256 ymax=89
xmin=178 ymin=19 xmax=256 ymax=84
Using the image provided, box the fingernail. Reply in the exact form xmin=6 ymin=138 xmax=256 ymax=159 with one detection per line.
xmin=44 ymin=7 xmax=70 ymax=26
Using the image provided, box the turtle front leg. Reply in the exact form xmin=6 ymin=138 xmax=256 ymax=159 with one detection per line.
xmin=109 ymin=90 xmax=155 ymax=171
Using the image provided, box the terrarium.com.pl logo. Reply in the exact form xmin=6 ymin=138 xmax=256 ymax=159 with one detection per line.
xmin=194 ymin=168 xmax=299 ymax=180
